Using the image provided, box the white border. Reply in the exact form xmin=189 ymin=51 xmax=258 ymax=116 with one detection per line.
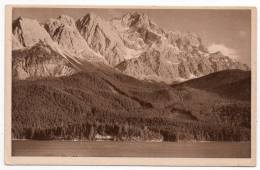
xmin=1 ymin=0 xmax=259 ymax=169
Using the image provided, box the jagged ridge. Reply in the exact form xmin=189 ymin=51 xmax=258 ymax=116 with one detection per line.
xmin=12 ymin=12 xmax=249 ymax=82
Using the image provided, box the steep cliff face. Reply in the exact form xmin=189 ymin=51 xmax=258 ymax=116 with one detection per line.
xmin=12 ymin=17 xmax=78 ymax=80
xmin=12 ymin=12 xmax=249 ymax=82
xmin=118 ymin=12 xmax=166 ymax=45
xmin=45 ymin=15 xmax=107 ymax=64
xmin=12 ymin=42 xmax=77 ymax=80
xmin=116 ymin=46 xmax=249 ymax=83
xmin=111 ymin=12 xmax=164 ymax=56
xmin=12 ymin=35 xmax=23 ymax=50
xmin=45 ymin=15 xmax=87 ymax=54
xmin=113 ymin=13 xmax=249 ymax=83
xmin=76 ymin=13 xmax=127 ymax=66
xmin=12 ymin=17 xmax=54 ymax=48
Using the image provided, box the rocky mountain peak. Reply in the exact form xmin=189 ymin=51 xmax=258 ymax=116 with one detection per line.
xmin=121 ymin=11 xmax=150 ymax=28
xmin=13 ymin=16 xmax=24 ymax=23
xmin=56 ymin=15 xmax=76 ymax=27
xmin=45 ymin=15 xmax=108 ymax=64
xmin=76 ymin=13 xmax=108 ymax=33
xmin=76 ymin=13 xmax=127 ymax=66
xmin=12 ymin=17 xmax=53 ymax=48
xmin=78 ymin=13 xmax=99 ymax=23
xmin=45 ymin=15 xmax=87 ymax=53
xmin=122 ymin=12 xmax=164 ymax=35
xmin=44 ymin=15 xmax=77 ymax=37
xmin=12 ymin=13 xmax=249 ymax=82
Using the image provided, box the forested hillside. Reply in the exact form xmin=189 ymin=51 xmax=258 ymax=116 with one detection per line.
xmin=12 ymin=62 xmax=251 ymax=141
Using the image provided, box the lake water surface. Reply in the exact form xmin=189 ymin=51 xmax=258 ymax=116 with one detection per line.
xmin=12 ymin=140 xmax=251 ymax=158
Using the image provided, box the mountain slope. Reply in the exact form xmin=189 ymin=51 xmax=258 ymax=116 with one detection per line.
xmin=112 ymin=12 xmax=165 ymax=47
xmin=12 ymin=62 xmax=250 ymax=141
xmin=11 ymin=12 xmax=251 ymax=142
xmin=12 ymin=41 xmax=77 ymax=80
xmin=12 ymin=13 xmax=249 ymax=83
xmin=12 ymin=17 xmax=54 ymax=48
xmin=76 ymin=13 xmax=130 ymax=66
xmin=12 ymin=35 xmax=23 ymax=50
xmin=116 ymin=40 xmax=249 ymax=83
xmin=172 ymin=69 xmax=251 ymax=101
xmin=45 ymin=15 xmax=107 ymax=64
xmin=12 ymin=16 xmax=82 ymax=80
xmin=110 ymin=12 xmax=249 ymax=83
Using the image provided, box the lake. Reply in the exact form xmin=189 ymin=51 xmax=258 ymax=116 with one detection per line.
xmin=12 ymin=140 xmax=251 ymax=158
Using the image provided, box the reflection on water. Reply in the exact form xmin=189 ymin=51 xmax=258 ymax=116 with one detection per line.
xmin=12 ymin=140 xmax=251 ymax=158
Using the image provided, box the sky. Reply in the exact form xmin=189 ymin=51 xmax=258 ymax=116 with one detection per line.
xmin=13 ymin=8 xmax=252 ymax=65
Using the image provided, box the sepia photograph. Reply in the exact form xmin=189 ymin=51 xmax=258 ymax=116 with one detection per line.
xmin=4 ymin=5 xmax=256 ymax=166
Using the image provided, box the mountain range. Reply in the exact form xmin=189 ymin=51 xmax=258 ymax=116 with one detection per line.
xmin=12 ymin=12 xmax=249 ymax=82
xmin=11 ymin=11 xmax=251 ymax=142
